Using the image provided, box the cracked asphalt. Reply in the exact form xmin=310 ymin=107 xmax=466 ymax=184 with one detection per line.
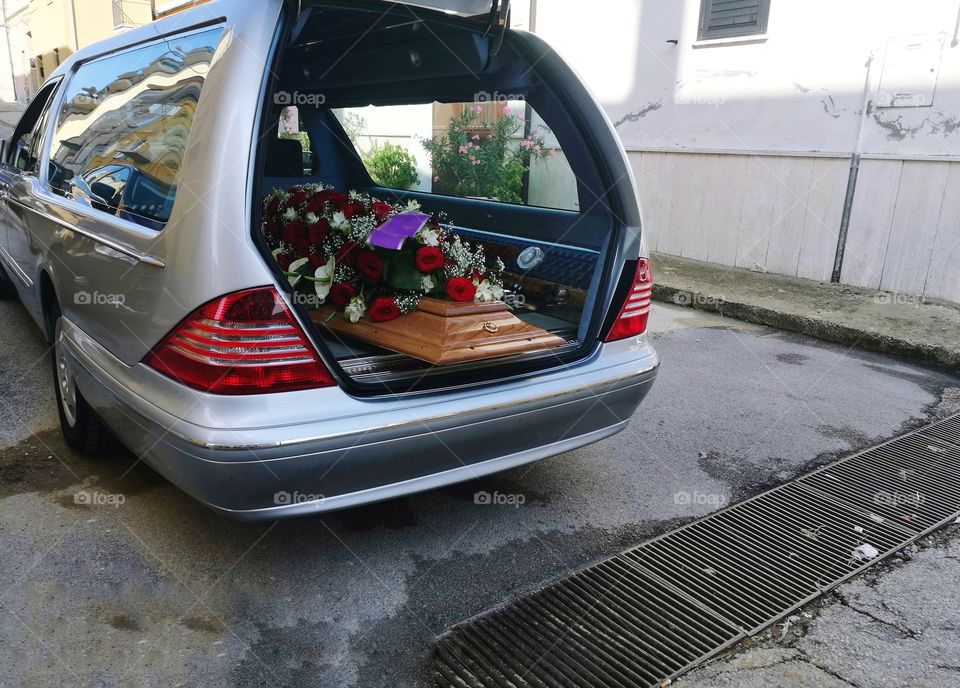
xmin=1 ymin=295 xmax=959 ymax=687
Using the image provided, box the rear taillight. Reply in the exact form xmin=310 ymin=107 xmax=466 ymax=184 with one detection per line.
xmin=144 ymin=287 xmax=335 ymax=394
xmin=604 ymin=258 xmax=653 ymax=342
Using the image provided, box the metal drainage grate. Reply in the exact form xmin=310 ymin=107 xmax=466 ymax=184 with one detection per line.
xmin=433 ymin=413 xmax=960 ymax=688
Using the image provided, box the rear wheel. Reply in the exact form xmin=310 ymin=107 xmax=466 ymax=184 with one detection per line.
xmin=49 ymin=302 xmax=116 ymax=455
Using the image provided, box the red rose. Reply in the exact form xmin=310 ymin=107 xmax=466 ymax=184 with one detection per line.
xmin=371 ymin=201 xmax=393 ymax=222
xmin=340 ymin=200 xmax=366 ymax=220
xmin=281 ymin=221 xmax=306 ymax=245
xmin=294 ymin=240 xmax=311 ymax=258
xmin=369 ymin=296 xmax=400 ymax=322
xmin=446 ymin=277 xmax=477 ymax=303
xmin=285 ymin=189 xmax=307 ymax=210
xmin=265 ymin=195 xmax=282 ymax=219
xmin=276 ymin=253 xmax=293 ymax=271
xmin=336 ymin=241 xmax=359 ymax=267
xmin=265 ymin=220 xmax=282 ymax=238
xmin=317 ymin=189 xmax=349 ymax=205
xmin=308 ymin=218 xmax=331 ymax=244
xmin=329 ymin=283 xmax=357 ymax=309
xmin=415 ymin=246 xmax=444 ymax=273
xmin=304 ymin=195 xmax=326 ymax=215
xmin=308 ymin=254 xmax=327 ymax=270
xmin=357 ymin=251 xmax=384 ymax=282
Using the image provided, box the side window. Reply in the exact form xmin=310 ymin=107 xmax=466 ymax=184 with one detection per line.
xmin=8 ymin=83 xmax=57 ymax=175
xmin=48 ymin=27 xmax=223 ymax=230
xmin=333 ymin=100 xmax=579 ymax=211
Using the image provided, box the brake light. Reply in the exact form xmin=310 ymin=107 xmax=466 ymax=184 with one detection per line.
xmin=144 ymin=287 xmax=335 ymax=394
xmin=604 ymin=258 xmax=653 ymax=342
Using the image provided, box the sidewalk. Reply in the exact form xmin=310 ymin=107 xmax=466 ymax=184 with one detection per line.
xmin=651 ymin=253 xmax=960 ymax=371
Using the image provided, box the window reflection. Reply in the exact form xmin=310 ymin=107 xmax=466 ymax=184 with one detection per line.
xmin=49 ymin=28 xmax=222 ymax=230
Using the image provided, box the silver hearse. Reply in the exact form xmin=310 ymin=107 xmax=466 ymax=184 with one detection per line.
xmin=0 ymin=0 xmax=658 ymax=520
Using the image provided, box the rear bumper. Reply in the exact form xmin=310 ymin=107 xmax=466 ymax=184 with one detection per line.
xmin=62 ymin=318 xmax=658 ymax=521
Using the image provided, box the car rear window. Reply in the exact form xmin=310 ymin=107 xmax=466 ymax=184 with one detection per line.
xmin=47 ymin=26 xmax=223 ymax=230
xmin=333 ymin=99 xmax=580 ymax=212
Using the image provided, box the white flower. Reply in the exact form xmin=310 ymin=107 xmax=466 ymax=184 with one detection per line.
xmin=421 ymin=274 xmax=436 ymax=293
xmin=348 ymin=189 xmax=363 ymax=200
xmin=416 ymin=226 xmax=440 ymax=247
xmin=331 ymin=211 xmax=351 ymax=232
xmin=474 ymin=279 xmax=504 ymax=303
xmin=344 ymin=295 xmax=366 ymax=323
xmin=404 ymin=199 xmax=421 ymax=212
xmin=282 ymin=207 xmax=297 ymax=222
xmin=313 ymin=257 xmax=335 ymax=303
xmin=304 ymin=212 xmax=318 ymax=225
xmin=272 ymin=248 xmax=283 ymax=259
xmin=287 ymin=257 xmax=309 ymax=287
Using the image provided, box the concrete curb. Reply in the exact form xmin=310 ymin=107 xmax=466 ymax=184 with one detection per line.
xmin=652 ymin=283 xmax=960 ymax=371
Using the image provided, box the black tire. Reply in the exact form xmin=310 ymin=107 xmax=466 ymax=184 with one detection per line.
xmin=49 ymin=302 xmax=117 ymax=455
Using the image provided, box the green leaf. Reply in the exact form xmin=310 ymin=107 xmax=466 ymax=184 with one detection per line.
xmin=385 ymin=248 xmax=424 ymax=291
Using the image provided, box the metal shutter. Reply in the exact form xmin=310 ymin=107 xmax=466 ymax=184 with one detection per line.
xmin=700 ymin=0 xmax=769 ymax=39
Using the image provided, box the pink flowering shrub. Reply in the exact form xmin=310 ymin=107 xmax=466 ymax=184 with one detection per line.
xmin=421 ymin=104 xmax=553 ymax=204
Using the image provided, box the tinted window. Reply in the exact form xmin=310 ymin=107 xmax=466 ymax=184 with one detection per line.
xmin=8 ymin=83 xmax=57 ymax=175
xmin=333 ymin=100 xmax=579 ymax=211
xmin=49 ymin=27 xmax=223 ymax=229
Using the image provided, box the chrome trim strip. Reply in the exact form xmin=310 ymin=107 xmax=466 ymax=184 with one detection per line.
xmin=0 ymin=241 xmax=31 ymax=286
xmin=7 ymin=197 xmax=166 ymax=268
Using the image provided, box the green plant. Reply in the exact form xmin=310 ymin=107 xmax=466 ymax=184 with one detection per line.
xmin=421 ymin=105 xmax=553 ymax=204
xmin=362 ymin=142 xmax=420 ymax=190
xmin=337 ymin=111 xmax=367 ymax=145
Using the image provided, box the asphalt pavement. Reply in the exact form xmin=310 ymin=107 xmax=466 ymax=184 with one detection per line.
xmin=0 ymin=295 xmax=958 ymax=687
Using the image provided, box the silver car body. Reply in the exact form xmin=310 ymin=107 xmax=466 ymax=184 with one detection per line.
xmin=0 ymin=0 xmax=658 ymax=520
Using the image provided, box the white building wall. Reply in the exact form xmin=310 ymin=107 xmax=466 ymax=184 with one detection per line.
xmin=531 ymin=0 xmax=960 ymax=302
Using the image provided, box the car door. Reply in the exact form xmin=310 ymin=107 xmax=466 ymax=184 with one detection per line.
xmin=0 ymin=80 xmax=60 ymax=318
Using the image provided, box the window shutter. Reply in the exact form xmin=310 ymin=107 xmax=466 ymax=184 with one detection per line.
xmin=699 ymin=0 xmax=770 ymax=40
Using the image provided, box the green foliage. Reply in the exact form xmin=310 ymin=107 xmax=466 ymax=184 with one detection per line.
xmin=362 ymin=142 xmax=420 ymax=190
xmin=421 ymin=105 xmax=552 ymax=204
xmin=338 ymin=111 xmax=367 ymax=145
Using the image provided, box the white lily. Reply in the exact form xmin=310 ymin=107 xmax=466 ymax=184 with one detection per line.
xmin=475 ymin=279 xmax=505 ymax=303
xmin=404 ymin=199 xmax=421 ymax=212
xmin=421 ymin=274 xmax=436 ymax=293
xmin=331 ymin=211 xmax=351 ymax=232
xmin=344 ymin=295 xmax=366 ymax=323
xmin=416 ymin=226 xmax=440 ymax=247
xmin=304 ymin=212 xmax=318 ymax=225
xmin=312 ymin=257 xmax=336 ymax=303
xmin=287 ymin=257 xmax=310 ymax=287
xmin=282 ymin=207 xmax=298 ymax=222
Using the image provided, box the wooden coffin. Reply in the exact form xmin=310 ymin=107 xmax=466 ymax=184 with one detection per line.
xmin=310 ymin=297 xmax=567 ymax=366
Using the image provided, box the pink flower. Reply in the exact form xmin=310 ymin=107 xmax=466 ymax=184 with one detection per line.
xmin=473 ymin=159 xmax=481 ymax=166
xmin=533 ymin=145 xmax=542 ymax=154
xmin=472 ymin=105 xmax=483 ymax=114
xmin=472 ymin=134 xmax=480 ymax=141
xmin=548 ymin=149 xmax=557 ymax=159
xmin=458 ymin=145 xmax=469 ymax=154
xmin=469 ymin=155 xmax=476 ymax=162
xmin=434 ymin=175 xmax=440 ymax=182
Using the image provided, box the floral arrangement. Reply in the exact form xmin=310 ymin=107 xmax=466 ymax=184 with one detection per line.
xmin=261 ymin=184 xmax=505 ymax=323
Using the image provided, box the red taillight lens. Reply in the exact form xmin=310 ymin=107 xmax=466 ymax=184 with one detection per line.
xmin=144 ymin=287 xmax=336 ymax=394
xmin=604 ymin=258 xmax=653 ymax=342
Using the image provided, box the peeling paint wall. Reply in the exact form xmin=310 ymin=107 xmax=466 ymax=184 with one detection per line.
xmin=532 ymin=0 xmax=960 ymax=159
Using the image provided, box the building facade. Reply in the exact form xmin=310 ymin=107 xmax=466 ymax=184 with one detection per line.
xmin=529 ymin=0 xmax=960 ymax=303
xmin=0 ymin=0 xmax=153 ymax=104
